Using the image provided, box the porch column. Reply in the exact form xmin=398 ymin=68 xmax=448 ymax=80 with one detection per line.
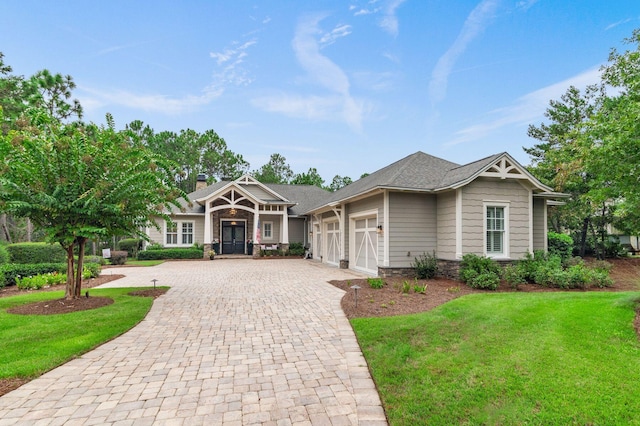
xmin=204 ymin=201 xmax=211 ymax=244
xmin=253 ymin=203 xmax=260 ymax=257
xmin=282 ymin=207 xmax=289 ymax=244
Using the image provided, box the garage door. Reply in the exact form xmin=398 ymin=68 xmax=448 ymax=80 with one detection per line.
xmin=352 ymin=216 xmax=378 ymax=274
xmin=325 ymin=221 xmax=340 ymax=265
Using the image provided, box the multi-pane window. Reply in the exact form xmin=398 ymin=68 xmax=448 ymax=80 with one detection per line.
xmin=263 ymin=222 xmax=273 ymax=239
xmin=166 ymin=222 xmax=178 ymax=245
xmin=182 ymin=222 xmax=193 ymax=245
xmin=486 ymin=206 xmax=505 ymax=255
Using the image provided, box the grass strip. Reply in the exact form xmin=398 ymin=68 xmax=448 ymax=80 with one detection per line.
xmin=352 ymin=291 xmax=640 ymax=425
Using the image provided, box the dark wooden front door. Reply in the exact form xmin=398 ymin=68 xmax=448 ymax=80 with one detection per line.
xmin=222 ymin=221 xmax=245 ymax=254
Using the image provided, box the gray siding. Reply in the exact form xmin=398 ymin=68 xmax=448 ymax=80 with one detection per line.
xmin=243 ymin=185 xmax=278 ymax=201
xmin=462 ymin=178 xmax=530 ymax=259
xmin=388 ymin=192 xmax=437 ymax=267
xmin=346 ymin=194 xmax=383 ymax=264
xmin=259 ymin=214 xmax=280 ymax=243
xmin=149 ymin=215 xmax=204 ymax=247
xmin=288 ymin=218 xmax=305 ymax=244
xmin=436 ymin=191 xmax=457 ymax=260
xmin=533 ymin=198 xmax=546 ymax=251
xmin=147 ymin=217 xmax=164 ymax=246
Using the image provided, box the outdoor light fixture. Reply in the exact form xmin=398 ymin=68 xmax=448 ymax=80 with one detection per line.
xmin=151 ymin=279 xmax=158 ymax=289
xmin=350 ymin=284 xmax=361 ymax=308
xmin=231 ymin=221 xmax=237 ymax=225
xmin=377 ymin=224 xmax=383 ymax=233
xmin=229 ymin=208 xmax=237 ymax=216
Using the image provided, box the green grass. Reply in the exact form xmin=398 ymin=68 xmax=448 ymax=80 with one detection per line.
xmin=126 ymin=259 xmax=164 ymax=266
xmin=0 ymin=288 xmax=159 ymax=379
xmin=352 ymin=291 xmax=640 ymax=425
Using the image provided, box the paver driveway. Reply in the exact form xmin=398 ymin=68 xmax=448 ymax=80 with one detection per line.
xmin=0 ymin=259 xmax=387 ymax=425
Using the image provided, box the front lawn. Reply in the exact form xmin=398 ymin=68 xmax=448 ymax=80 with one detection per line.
xmin=0 ymin=288 xmax=156 ymax=379
xmin=352 ymin=291 xmax=640 ymax=425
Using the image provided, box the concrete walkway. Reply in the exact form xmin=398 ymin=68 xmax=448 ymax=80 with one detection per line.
xmin=0 ymin=260 xmax=387 ymax=425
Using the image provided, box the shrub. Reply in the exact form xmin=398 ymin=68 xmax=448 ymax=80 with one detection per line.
xmin=412 ymin=251 xmax=438 ymax=279
xmin=502 ymin=264 xmax=526 ymax=290
xmin=591 ymin=260 xmax=612 ymax=273
xmin=532 ymin=255 xmax=563 ymax=286
xmin=7 ymin=242 xmax=66 ymax=264
xmin=137 ymin=248 xmax=203 ymax=260
xmin=469 ymin=272 xmax=500 ymax=290
xmin=367 ymin=277 xmax=385 ymax=289
xmin=0 ymin=244 xmax=9 ymax=265
xmin=83 ymin=262 xmax=101 ymax=278
xmin=109 ymin=250 xmax=128 ymax=265
xmin=0 ymin=263 xmax=67 ymax=287
xmin=548 ymin=232 xmax=574 ymax=261
xmin=146 ymin=243 xmax=164 ymax=250
xmin=288 ymin=242 xmax=305 ymax=256
xmin=117 ymin=238 xmax=143 ymax=258
xmin=17 ymin=272 xmax=67 ymax=290
xmin=83 ymin=255 xmax=107 ymax=266
xmin=460 ymin=254 xmax=501 ymax=286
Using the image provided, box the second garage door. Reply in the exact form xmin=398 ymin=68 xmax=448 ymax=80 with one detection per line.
xmin=351 ymin=216 xmax=378 ymax=274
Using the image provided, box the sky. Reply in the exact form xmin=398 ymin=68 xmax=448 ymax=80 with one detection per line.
xmin=2 ymin=1 xmax=640 ymax=183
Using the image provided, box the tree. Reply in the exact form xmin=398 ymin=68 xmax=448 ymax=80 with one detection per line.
xmin=0 ymin=109 xmax=187 ymax=299
xmin=291 ymin=167 xmax=324 ymax=187
xmin=253 ymin=153 xmax=294 ymax=184
xmin=327 ymin=175 xmax=353 ymax=192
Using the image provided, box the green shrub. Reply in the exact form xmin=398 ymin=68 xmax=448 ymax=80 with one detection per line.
xmin=83 ymin=262 xmax=101 ymax=278
xmin=7 ymin=242 xmax=66 ymax=264
xmin=469 ymin=272 xmax=500 ymax=290
xmin=117 ymin=238 xmax=143 ymax=258
xmin=17 ymin=272 xmax=67 ymax=290
xmin=109 ymin=250 xmax=128 ymax=265
xmin=137 ymin=248 xmax=203 ymax=260
xmin=532 ymin=255 xmax=563 ymax=286
xmin=460 ymin=254 xmax=501 ymax=291
xmin=548 ymin=232 xmax=574 ymax=261
xmin=288 ymin=242 xmax=305 ymax=256
xmin=367 ymin=277 xmax=385 ymax=289
xmin=0 ymin=263 xmax=67 ymax=287
xmin=83 ymin=255 xmax=107 ymax=266
xmin=591 ymin=260 xmax=612 ymax=273
xmin=589 ymin=269 xmax=614 ymax=288
xmin=502 ymin=264 xmax=526 ymax=290
xmin=0 ymin=244 xmax=9 ymax=265
xmin=146 ymin=243 xmax=164 ymax=250
xmin=412 ymin=251 xmax=438 ymax=279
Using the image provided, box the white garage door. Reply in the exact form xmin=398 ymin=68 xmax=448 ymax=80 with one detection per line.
xmin=325 ymin=221 xmax=340 ymax=265
xmin=352 ymin=216 xmax=378 ymax=274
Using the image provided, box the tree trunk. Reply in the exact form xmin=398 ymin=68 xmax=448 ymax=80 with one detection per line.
xmin=75 ymin=238 xmax=86 ymax=298
xmin=64 ymin=244 xmax=76 ymax=299
xmin=578 ymin=217 xmax=590 ymax=257
xmin=0 ymin=214 xmax=11 ymax=243
xmin=26 ymin=218 xmax=32 ymax=242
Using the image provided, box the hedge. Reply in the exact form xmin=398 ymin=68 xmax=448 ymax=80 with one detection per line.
xmin=0 ymin=263 xmax=67 ymax=287
xmin=7 ymin=242 xmax=67 ymax=264
xmin=138 ymin=248 xmax=203 ymax=260
xmin=0 ymin=245 xmax=9 ymax=266
xmin=117 ymin=238 xmax=143 ymax=257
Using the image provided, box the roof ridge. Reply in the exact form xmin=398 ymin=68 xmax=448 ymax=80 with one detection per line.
xmin=446 ymin=152 xmax=503 ymax=172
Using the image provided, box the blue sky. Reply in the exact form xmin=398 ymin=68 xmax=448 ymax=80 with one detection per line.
xmin=2 ymin=1 xmax=640 ymax=182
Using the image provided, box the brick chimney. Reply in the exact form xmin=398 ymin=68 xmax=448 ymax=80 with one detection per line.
xmin=196 ymin=174 xmax=207 ymax=191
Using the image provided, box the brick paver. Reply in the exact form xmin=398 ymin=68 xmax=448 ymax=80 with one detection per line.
xmin=0 ymin=259 xmax=387 ymax=425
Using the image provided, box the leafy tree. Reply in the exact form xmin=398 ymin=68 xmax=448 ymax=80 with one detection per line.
xmin=291 ymin=167 xmax=325 ymax=187
xmin=327 ymin=175 xmax=353 ymax=192
xmin=0 ymin=109 xmax=186 ymax=299
xmin=253 ymin=153 xmax=294 ymax=184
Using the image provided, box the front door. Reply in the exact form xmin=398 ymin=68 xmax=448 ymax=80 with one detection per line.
xmin=222 ymin=221 xmax=246 ymax=254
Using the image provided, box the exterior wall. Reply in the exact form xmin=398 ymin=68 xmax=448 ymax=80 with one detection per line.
xmin=436 ymin=191 xmax=457 ymax=260
xmin=147 ymin=217 xmax=164 ymax=245
xmin=462 ymin=178 xmax=530 ymax=259
xmin=288 ymin=217 xmax=305 ymax=244
xmin=259 ymin=214 xmax=280 ymax=244
xmin=243 ymin=185 xmax=276 ymax=200
xmin=346 ymin=194 xmax=384 ymax=264
xmin=388 ymin=192 xmax=437 ymax=268
xmin=532 ymin=198 xmax=546 ymax=251
xmin=154 ymin=215 xmax=205 ymax=247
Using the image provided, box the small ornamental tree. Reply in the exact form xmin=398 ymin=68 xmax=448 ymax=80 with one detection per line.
xmin=0 ymin=108 xmax=187 ymax=299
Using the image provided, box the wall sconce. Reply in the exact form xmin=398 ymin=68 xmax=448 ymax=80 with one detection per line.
xmin=229 ymin=208 xmax=237 ymax=216
xmin=377 ymin=224 xmax=383 ymax=234
xmin=231 ymin=221 xmax=237 ymax=225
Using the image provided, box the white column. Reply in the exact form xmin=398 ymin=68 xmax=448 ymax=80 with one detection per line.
xmin=204 ymin=202 xmax=212 ymax=244
xmin=253 ymin=203 xmax=260 ymax=244
xmin=282 ymin=206 xmax=289 ymax=244
xmin=339 ymin=206 xmax=345 ymax=260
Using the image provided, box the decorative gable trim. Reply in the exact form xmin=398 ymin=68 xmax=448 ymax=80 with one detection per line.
xmin=195 ymin=174 xmax=292 ymax=205
xmin=480 ymin=157 xmax=527 ymax=180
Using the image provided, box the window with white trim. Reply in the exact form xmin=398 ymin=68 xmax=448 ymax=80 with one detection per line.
xmin=263 ymin=221 xmax=273 ymax=239
xmin=166 ymin=222 xmax=178 ymax=245
xmin=182 ymin=222 xmax=193 ymax=245
xmin=486 ymin=206 xmax=505 ymax=256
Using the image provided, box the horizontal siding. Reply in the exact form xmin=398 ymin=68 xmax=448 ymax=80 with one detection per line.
xmin=533 ymin=198 xmax=546 ymax=251
xmin=147 ymin=217 xmax=164 ymax=246
xmin=462 ymin=178 xmax=530 ymax=259
xmin=259 ymin=214 xmax=280 ymax=243
xmin=388 ymin=192 xmax=437 ymax=267
xmin=288 ymin=218 xmax=305 ymax=244
xmin=437 ymin=191 xmax=457 ymax=259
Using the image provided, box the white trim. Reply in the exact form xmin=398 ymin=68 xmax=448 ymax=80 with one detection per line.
xmin=263 ymin=221 xmax=273 ymax=240
xmin=164 ymin=220 xmax=195 ymax=247
xmin=323 ymin=217 xmax=340 ymax=266
xmin=383 ymin=190 xmax=389 ymax=267
xmin=219 ymin=219 xmax=248 ymax=254
xmin=483 ymin=202 xmax=510 ymax=259
xmin=349 ymin=209 xmax=379 ymax=275
xmin=543 ymin=200 xmax=548 ymax=252
xmin=339 ymin=204 xmax=346 ymax=263
xmin=528 ymin=188 xmax=534 ymax=254
xmin=456 ymin=189 xmax=462 ymax=259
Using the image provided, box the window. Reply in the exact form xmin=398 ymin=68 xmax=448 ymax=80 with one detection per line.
xmin=182 ymin=222 xmax=193 ymax=245
xmin=263 ymin=221 xmax=273 ymax=239
xmin=486 ymin=206 xmax=505 ymax=256
xmin=166 ymin=222 xmax=178 ymax=245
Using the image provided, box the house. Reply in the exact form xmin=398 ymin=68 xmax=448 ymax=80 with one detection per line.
xmin=146 ymin=151 xmax=566 ymax=277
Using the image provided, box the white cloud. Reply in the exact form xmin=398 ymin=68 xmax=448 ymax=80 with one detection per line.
xmin=319 ymin=24 xmax=352 ymax=48
xmin=605 ymin=17 xmax=634 ymax=31
xmin=428 ymin=0 xmax=499 ymax=106
xmin=253 ymin=14 xmax=365 ymax=131
xmin=445 ymin=66 xmax=602 ymax=146
xmin=379 ymin=0 xmax=406 ymax=36
xmin=210 ymin=39 xmax=257 ymax=88
xmin=516 ymin=0 xmax=539 ymax=11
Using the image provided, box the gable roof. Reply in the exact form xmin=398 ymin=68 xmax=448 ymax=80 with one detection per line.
xmin=306 ymin=151 xmax=557 ymax=213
